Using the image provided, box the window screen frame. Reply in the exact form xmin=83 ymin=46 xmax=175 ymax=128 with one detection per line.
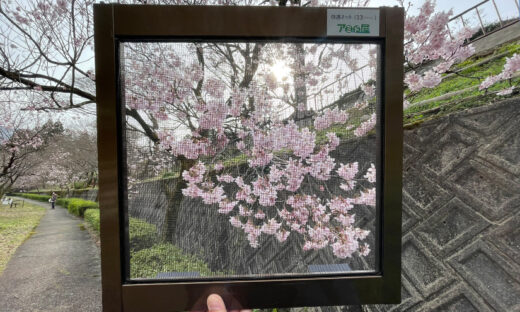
xmin=94 ymin=4 xmax=403 ymax=312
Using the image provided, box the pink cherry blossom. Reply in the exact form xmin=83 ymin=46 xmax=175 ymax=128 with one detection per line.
xmin=328 ymin=196 xmax=354 ymax=214
xmin=497 ymin=87 xmax=514 ymax=96
xmin=182 ymin=184 xmax=202 ymax=197
xmin=479 ymin=75 xmax=501 ymax=90
xmin=359 ymin=243 xmax=371 ymax=256
xmin=356 ymin=188 xmax=376 ymax=207
xmin=502 ymin=53 xmax=520 ymax=78
xmin=335 ymin=213 xmax=355 ymax=227
xmin=421 ymin=70 xmax=442 ymax=89
xmin=214 ymin=162 xmax=224 ymax=171
xmin=404 ymin=71 xmax=422 ymax=92
xmin=337 ymin=162 xmax=358 ymax=180
xmin=364 ymin=164 xmax=376 ymax=183
xmin=7 ymin=0 xmax=505 ymax=261
xmin=229 ymin=216 xmax=243 ymax=228
xmin=217 ymin=174 xmax=234 ymax=183
xmin=244 ymin=220 xmax=262 ymax=248
xmin=275 ymin=230 xmax=290 ymax=243
xmin=268 ymin=166 xmax=283 ymax=184
xmin=307 ymin=151 xmax=335 ymax=181
xmin=314 ymin=108 xmax=349 ymax=131
xmin=218 ymin=200 xmax=237 ymax=214
xmin=326 ymin=132 xmax=340 ymax=150
xmin=181 ymin=161 xmax=206 ymax=184
xmin=479 ymin=54 xmax=520 ymax=91
xmin=331 ymin=238 xmax=358 ymax=259
xmin=261 ymin=218 xmax=282 ymax=235
xmin=354 ymin=114 xmax=376 ymax=137
xmin=238 ymin=204 xmax=253 ymax=217
xmin=201 ymin=186 xmax=225 ymax=205
xmin=251 ymin=177 xmax=277 ymax=207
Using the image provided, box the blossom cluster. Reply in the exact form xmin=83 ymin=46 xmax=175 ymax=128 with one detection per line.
xmin=479 ymin=53 xmax=520 ymax=95
xmin=403 ymin=0 xmax=474 ymax=93
xmin=354 ymin=113 xmax=376 ymax=137
xmin=180 ymin=122 xmax=376 ymax=258
xmin=314 ymin=108 xmax=349 ymax=131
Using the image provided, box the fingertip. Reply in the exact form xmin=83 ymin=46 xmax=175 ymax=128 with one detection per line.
xmin=207 ymin=294 xmax=226 ymax=312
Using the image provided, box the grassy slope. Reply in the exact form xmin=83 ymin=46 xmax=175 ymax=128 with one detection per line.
xmin=0 ymin=201 xmax=46 ymax=275
xmin=404 ymin=41 xmax=520 ymax=125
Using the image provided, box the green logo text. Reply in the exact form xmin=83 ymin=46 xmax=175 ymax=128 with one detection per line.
xmin=337 ymin=24 xmax=370 ymax=34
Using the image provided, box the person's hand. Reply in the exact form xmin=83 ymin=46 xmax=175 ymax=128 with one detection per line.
xmin=206 ymin=294 xmax=251 ymax=312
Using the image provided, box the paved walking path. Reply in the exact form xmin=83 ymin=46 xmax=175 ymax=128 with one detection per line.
xmin=0 ymin=198 xmax=101 ymax=312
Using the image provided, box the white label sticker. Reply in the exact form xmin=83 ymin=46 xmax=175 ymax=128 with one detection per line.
xmin=327 ymin=9 xmax=379 ymax=37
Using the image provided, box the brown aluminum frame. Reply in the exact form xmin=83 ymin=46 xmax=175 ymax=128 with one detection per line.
xmin=94 ymin=4 xmax=403 ymax=312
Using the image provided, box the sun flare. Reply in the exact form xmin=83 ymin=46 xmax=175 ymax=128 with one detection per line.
xmin=270 ymin=60 xmax=291 ymax=82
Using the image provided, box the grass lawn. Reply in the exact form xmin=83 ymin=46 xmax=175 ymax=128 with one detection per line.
xmin=0 ymin=200 xmax=46 ymax=275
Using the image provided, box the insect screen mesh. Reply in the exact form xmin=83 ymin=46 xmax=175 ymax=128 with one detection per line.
xmin=121 ymin=41 xmax=380 ymax=280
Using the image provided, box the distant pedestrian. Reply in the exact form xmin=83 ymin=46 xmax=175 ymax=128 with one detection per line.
xmin=50 ymin=192 xmax=58 ymax=209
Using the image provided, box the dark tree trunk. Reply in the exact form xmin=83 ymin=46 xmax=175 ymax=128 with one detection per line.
xmin=294 ymin=43 xmax=307 ymax=111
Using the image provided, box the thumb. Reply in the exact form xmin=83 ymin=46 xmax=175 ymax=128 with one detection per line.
xmin=207 ymin=294 xmax=227 ymax=312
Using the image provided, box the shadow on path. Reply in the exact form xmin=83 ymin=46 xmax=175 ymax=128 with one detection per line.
xmin=0 ymin=198 xmax=101 ymax=312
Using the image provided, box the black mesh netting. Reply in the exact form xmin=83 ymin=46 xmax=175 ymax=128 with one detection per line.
xmin=121 ymin=41 xmax=380 ymax=280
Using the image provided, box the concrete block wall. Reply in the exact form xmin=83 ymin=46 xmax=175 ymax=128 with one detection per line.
xmin=365 ymin=98 xmax=520 ymax=311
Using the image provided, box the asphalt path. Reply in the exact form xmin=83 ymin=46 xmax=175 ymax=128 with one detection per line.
xmin=0 ymin=198 xmax=101 ymax=312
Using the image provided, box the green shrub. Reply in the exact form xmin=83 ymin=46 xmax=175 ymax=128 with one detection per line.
xmin=130 ymin=243 xmax=213 ymax=279
xmin=129 ymin=218 xmax=158 ymax=252
xmin=82 ymin=209 xmax=156 ymax=252
xmin=56 ymin=198 xmax=71 ymax=208
xmin=161 ymin=171 xmax=179 ymax=179
xmin=15 ymin=193 xmax=51 ymax=202
xmin=67 ymin=198 xmax=98 ymax=217
xmin=73 ymin=181 xmax=88 ymax=189
xmin=84 ymin=208 xmax=100 ymax=233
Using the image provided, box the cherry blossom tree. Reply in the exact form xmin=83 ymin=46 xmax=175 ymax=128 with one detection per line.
xmin=0 ymin=0 xmax=493 ymax=259
xmin=401 ymin=0 xmax=475 ymax=105
xmin=0 ymin=0 xmax=96 ymax=110
xmin=0 ymin=0 xmax=161 ymax=141
xmin=10 ymin=128 xmax=98 ymax=191
xmin=0 ymin=102 xmax=63 ymax=197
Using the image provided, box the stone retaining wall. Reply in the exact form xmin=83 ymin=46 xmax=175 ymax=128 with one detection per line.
xmin=366 ymin=98 xmax=520 ymax=312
